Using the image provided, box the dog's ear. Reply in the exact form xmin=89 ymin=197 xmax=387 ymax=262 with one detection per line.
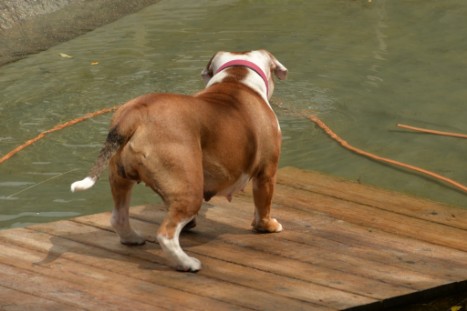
xmin=201 ymin=66 xmax=213 ymax=83
xmin=273 ymin=60 xmax=288 ymax=80
xmin=265 ymin=50 xmax=288 ymax=80
xmin=271 ymin=57 xmax=288 ymax=80
xmin=201 ymin=53 xmax=216 ymax=83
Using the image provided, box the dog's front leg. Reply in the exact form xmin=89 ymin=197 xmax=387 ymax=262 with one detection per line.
xmin=251 ymin=170 xmax=283 ymax=233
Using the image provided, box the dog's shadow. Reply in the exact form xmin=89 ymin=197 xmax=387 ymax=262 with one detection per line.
xmin=35 ymin=202 xmax=251 ymax=271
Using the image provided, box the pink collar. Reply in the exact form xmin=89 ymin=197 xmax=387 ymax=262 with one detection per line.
xmin=215 ymin=59 xmax=269 ymax=96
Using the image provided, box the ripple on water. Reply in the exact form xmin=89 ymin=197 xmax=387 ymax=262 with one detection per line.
xmin=0 ymin=211 xmax=80 ymax=222
xmin=0 ymin=181 xmax=35 ymax=187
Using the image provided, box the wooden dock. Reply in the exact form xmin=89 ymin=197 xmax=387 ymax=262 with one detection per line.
xmin=0 ymin=167 xmax=466 ymax=310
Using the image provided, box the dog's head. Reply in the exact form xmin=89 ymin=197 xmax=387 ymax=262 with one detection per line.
xmin=201 ymin=50 xmax=287 ymax=100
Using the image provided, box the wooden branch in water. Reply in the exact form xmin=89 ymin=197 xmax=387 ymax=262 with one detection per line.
xmin=309 ymin=115 xmax=467 ymax=193
xmin=397 ymin=124 xmax=467 ymax=139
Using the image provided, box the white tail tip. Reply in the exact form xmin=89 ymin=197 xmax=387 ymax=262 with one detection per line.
xmin=71 ymin=177 xmax=97 ymax=192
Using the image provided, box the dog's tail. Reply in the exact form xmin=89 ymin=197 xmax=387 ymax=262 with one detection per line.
xmin=70 ymin=127 xmax=125 ymax=192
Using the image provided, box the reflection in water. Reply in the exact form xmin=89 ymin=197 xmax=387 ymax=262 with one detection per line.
xmin=0 ymin=0 xmax=466 ymax=228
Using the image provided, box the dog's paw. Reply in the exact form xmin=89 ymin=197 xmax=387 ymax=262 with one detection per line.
xmin=119 ymin=234 xmax=146 ymax=246
xmin=252 ymin=217 xmax=283 ymax=233
xmin=175 ymin=256 xmax=202 ymax=273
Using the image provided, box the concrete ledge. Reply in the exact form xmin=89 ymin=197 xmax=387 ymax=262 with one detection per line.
xmin=0 ymin=0 xmax=161 ymax=66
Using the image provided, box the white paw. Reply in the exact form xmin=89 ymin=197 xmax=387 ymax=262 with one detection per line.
xmin=271 ymin=218 xmax=283 ymax=232
xmin=252 ymin=217 xmax=283 ymax=233
xmin=157 ymin=218 xmax=202 ymax=272
xmin=174 ymin=256 xmax=202 ymax=272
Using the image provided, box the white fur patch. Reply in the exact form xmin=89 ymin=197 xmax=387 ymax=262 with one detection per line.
xmin=205 ymin=70 xmax=228 ymax=89
xmin=241 ymin=69 xmax=269 ymax=103
xmin=207 ymin=51 xmax=272 ymax=102
xmin=207 ymin=67 xmax=267 ymax=102
xmin=206 ymin=51 xmax=281 ymax=131
xmin=157 ymin=217 xmax=201 ymax=272
xmin=240 ymin=69 xmax=281 ymax=133
xmin=219 ymin=173 xmax=250 ymax=201
xmin=70 ymin=176 xmax=96 ymax=192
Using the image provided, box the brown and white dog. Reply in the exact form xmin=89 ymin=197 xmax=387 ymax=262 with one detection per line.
xmin=71 ymin=49 xmax=287 ymax=272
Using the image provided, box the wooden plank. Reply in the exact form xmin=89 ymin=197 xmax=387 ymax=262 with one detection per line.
xmin=34 ymin=220 xmax=350 ymax=310
xmin=209 ymin=196 xmax=467 ymax=281
xmin=277 ymin=166 xmax=467 ymax=230
xmin=270 ymin=181 xmax=467 ymax=253
xmin=0 ymin=240 xmax=195 ymax=311
xmin=124 ymin=204 xmax=455 ymax=290
xmin=0 ymin=261 xmax=151 ymax=311
xmin=0 ymin=167 xmax=464 ymax=310
xmin=206 ymin=201 xmax=466 ymax=291
xmin=0 ymin=285 xmax=84 ymax=311
xmin=0 ymin=227 xmax=283 ymax=311
xmin=74 ymin=204 xmax=452 ymax=303
xmin=75 ymin=210 xmax=399 ymax=303
xmin=211 ymin=194 xmax=464 ymax=279
xmin=230 ymin=191 xmax=467 ymax=279
xmin=76 ymin=199 xmax=467 ymax=308
xmin=2 ymin=223 xmax=332 ymax=311
xmin=127 ymin=190 xmax=467 ymax=298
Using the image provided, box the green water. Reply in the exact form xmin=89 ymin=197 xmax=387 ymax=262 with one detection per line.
xmin=0 ymin=0 xmax=466 ymax=228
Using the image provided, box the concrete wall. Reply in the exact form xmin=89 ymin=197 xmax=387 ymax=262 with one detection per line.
xmin=0 ymin=0 xmax=161 ymax=66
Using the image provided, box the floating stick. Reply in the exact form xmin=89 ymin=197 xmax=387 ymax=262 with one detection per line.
xmin=0 ymin=106 xmax=118 ymax=165
xmin=309 ymin=115 xmax=467 ymax=193
xmin=397 ymin=124 xmax=467 ymax=139
xmin=2 ymin=104 xmax=466 ymax=193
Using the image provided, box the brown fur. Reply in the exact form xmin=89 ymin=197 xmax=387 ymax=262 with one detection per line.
xmin=74 ymin=50 xmax=287 ymax=271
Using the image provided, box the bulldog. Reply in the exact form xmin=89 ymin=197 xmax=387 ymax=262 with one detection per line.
xmin=71 ymin=49 xmax=287 ymax=272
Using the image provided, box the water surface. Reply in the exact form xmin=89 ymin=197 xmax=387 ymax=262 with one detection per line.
xmin=0 ymin=0 xmax=466 ymax=228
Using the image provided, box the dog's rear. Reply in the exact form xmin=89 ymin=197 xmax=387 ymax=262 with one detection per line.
xmin=71 ymin=95 xmax=149 ymax=192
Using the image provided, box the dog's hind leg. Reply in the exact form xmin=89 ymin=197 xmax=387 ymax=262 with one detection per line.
xmin=251 ymin=168 xmax=283 ymax=233
xmin=157 ymin=184 xmax=203 ymax=271
xmin=109 ymin=159 xmax=145 ymax=245
xmin=157 ymin=209 xmax=202 ymax=272
xmin=155 ymin=169 xmax=203 ymax=271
